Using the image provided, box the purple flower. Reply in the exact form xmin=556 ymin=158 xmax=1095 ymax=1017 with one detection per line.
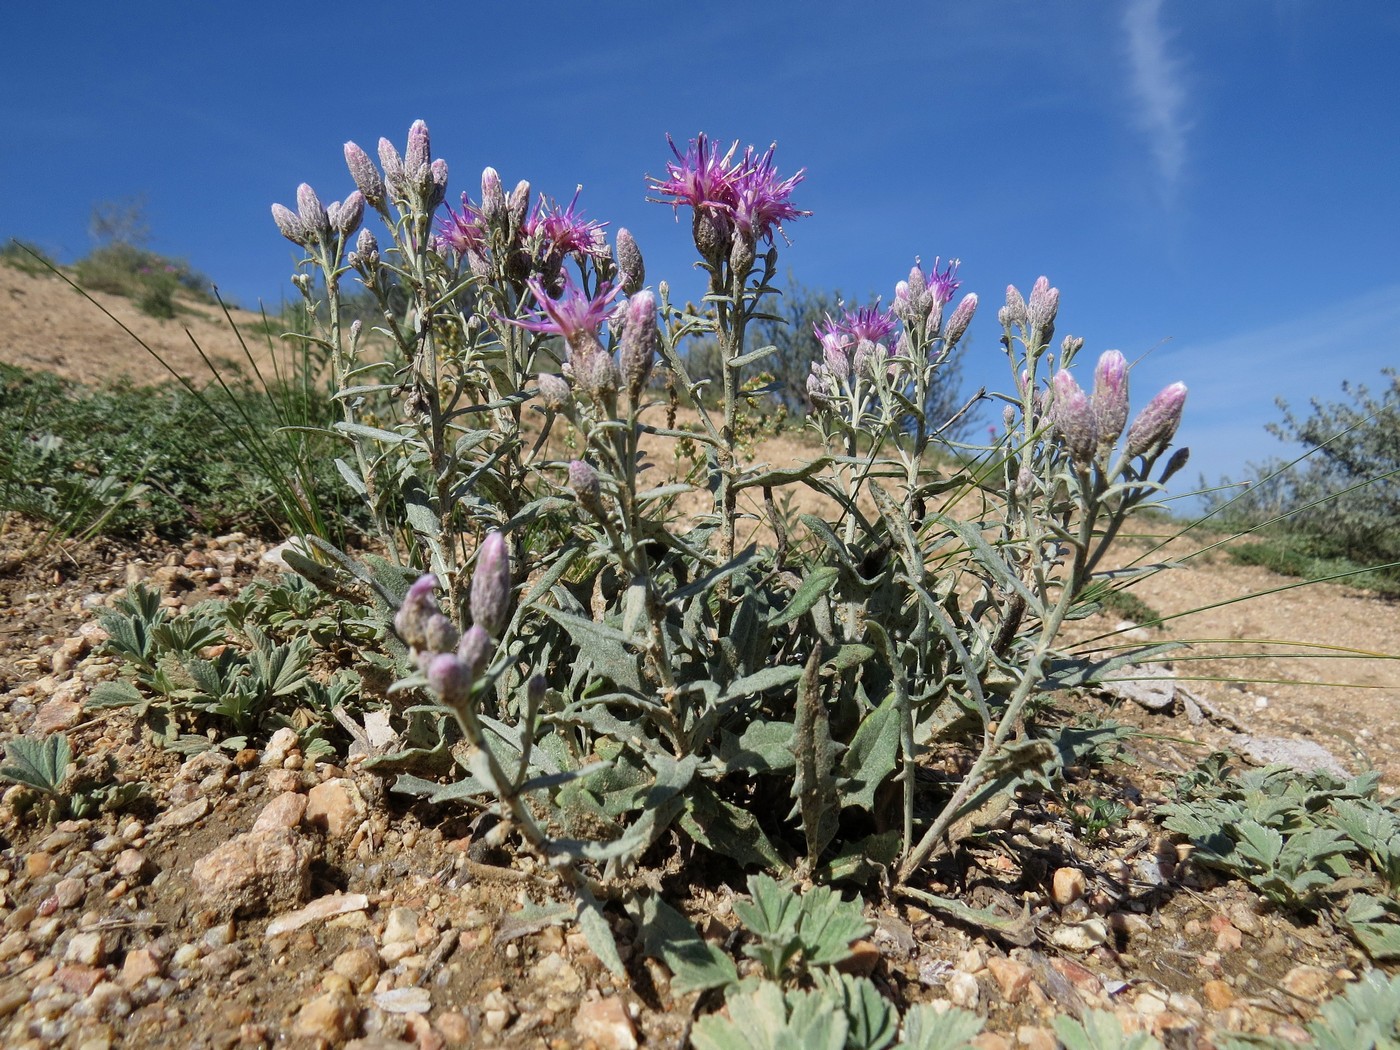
xmin=525 ymin=187 xmax=610 ymax=263
xmin=507 ymin=274 xmax=619 ymax=352
xmin=437 ymin=192 xmax=487 ymax=258
xmin=727 ymin=143 xmax=809 ymax=245
xmin=926 ymin=257 xmax=962 ymax=309
xmin=648 ymin=133 xmax=741 ymax=219
xmin=648 ymin=133 xmax=808 ymax=255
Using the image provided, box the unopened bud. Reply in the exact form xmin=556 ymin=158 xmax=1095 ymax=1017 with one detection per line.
xmin=378 ymin=138 xmax=405 ymax=199
xmin=469 ymin=531 xmax=512 ymax=638
xmin=423 ymin=612 xmax=460 ymax=654
xmin=567 ymin=459 xmax=603 ymax=511
xmin=393 ymin=574 xmax=441 ymax=649
xmin=945 ymin=293 xmax=978 ymax=346
xmin=616 ymin=228 xmax=645 ymax=296
xmin=329 ymin=191 xmax=365 ymax=238
xmin=1091 ymin=350 xmax=1130 ymax=449
xmin=428 ymin=158 xmax=449 ymax=210
xmin=998 ymin=284 xmax=1028 ymax=329
xmin=1125 ymin=382 xmax=1188 ymax=459
xmin=1061 ymin=335 xmax=1085 ymax=358
xmin=405 ymin=120 xmax=431 ymax=173
xmin=426 ymin=652 xmax=471 ymax=706
xmin=508 ymin=180 xmax=531 ymax=235
xmin=296 ymin=184 xmax=330 ymax=243
xmin=271 ymin=204 xmax=307 ymax=246
xmin=480 ymin=167 xmax=505 ymax=225
xmin=574 ymin=345 xmax=621 ymax=409
xmin=344 ymin=142 xmax=385 ymax=206
xmin=1002 ymin=404 xmax=1017 ymax=429
xmin=1027 ymin=276 xmax=1059 ymax=336
xmin=355 ymin=227 xmax=378 ymax=261
xmin=1051 ymin=370 xmax=1097 ymax=466
xmin=619 ymin=290 xmax=658 ymax=399
xmin=537 ymin=372 xmax=571 ymax=409
xmin=1159 ymin=445 xmax=1190 ymax=484
xmin=456 ymin=625 xmax=493 ymax=680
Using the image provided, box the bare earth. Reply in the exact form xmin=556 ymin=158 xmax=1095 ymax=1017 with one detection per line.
xmin=0 ymin=264 xmax=1397 ymax=1048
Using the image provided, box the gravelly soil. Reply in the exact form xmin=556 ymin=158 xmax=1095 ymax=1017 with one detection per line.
xmin=0 ymin=264 xmax=1397 ymax=1048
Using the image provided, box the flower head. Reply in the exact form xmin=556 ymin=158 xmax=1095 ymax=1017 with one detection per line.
xmin=526 ymin=187 xmax=610 ymax=263
xmin=508 ymin=274 xmax=619 ymax=352
xmin=436 ymin=192 xmax=487 ymax=258
xmin=926 ymin=257 xmax=962 ymax=309
xmin=728 ymin=143 xmax=809 ymax=245
xmin=649 ymin=134 xmax=808 ymax=258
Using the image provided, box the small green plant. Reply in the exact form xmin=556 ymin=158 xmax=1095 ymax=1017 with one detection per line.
xmin=88 ymin=581 xmax=378 ymax=755
xmin=637 ymin=876 xmax=981 ymax=1050
xmin=0 ymin=734 xmax=144 ymax=822
xmin=1159 ymin=757 xmax=1400 ymax=958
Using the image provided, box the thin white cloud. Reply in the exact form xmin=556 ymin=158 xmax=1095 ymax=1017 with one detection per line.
xmin=1122 ymin=0 xmax=1191 ymax=201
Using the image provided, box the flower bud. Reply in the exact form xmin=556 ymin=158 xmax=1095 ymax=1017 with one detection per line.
xmin=1061 ymin=334 xmax=1085 ymax=358
xmin=944 ymin=293 xmax=978 ymax=346
xmin=457 ymin=624 xmax=493 ymax=680
xmin=1159 ymin=445 xmax=1190 ymax=484
xmin=405 ymin=120 xmax=431 ymax=174
xmin=574 ymin=345 xmax=622 ymax=410
xmin=422 ymin=612 xmax=460 ymax=654
xmin=1091 ymin=350 xmax=1130 ymax=449
xmin=355 ymin=227 xmax=378 ymax=260
xmin=394 ymin=574 xmax=440 ymax=649
xmin=426 ymin=652 xmax=471 ymax=706
xmin=329 ymin=192 xmax=365 ymax=238
xmin=616 ymin=228 xmax=645 ymax=296
xmin=821 ymin=334 xmax=851 ymax=380
xmin=1125 ymin=382 xmax=1188 ymax=459
xmin=378 ymin=138 xmax=405 ymax=199
xmin=1051 ymin=369 xmax=1097 ymax=467
xmin=1002 ymin=404 xmax=1017 ymax=429
xmin=296 ymin=184 xmax=331 ymax=244
xmin=567 ymin=459 xmax=603 ymax=512
xmin=428 ymin=158 xmax=449 ymax=211
xmin=998 ymin=284 xmax=1028 ymax=329
xmin=619 ymin=290 xmax=658 ymax=399
xmin=344 ymin=142 xmax=385 ymax=206
xmin=537 ymin=372 xmax=571 ymax=409
xmin=507 ymin=179 xmax=531 ymax=236
xmin=271 ymin=204 xmax=307 ymax=246
xmin=1027 ymin=276 xmax=1059 ymax=334
xmin=469 ymin=531 xmax=512 ymax=638
xmin=480 ymin=167 xmax=505 ymax=225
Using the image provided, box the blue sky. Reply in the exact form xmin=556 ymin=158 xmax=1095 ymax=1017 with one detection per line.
xmin=4 ymin=0 xmax=1398 ymax=496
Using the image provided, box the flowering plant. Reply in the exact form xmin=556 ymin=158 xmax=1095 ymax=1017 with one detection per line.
xmin=270 ymin=121 xmax=1188 ymax=965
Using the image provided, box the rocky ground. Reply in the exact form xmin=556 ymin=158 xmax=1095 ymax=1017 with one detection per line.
xmin=0 ymin=265 xmax=1397 ymax=1048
